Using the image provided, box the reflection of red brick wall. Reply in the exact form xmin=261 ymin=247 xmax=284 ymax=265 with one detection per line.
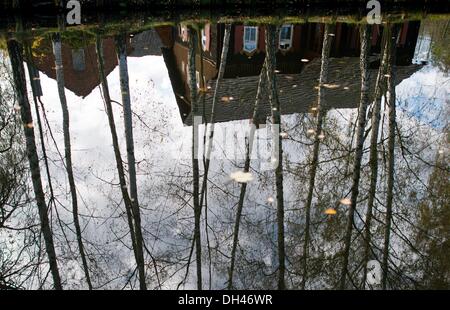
xmin=234 ymin=25 xmax=243 ymax=54
xmin=258 ymin=27 xmax=266 ymax=51
xmin=33 ymin=38 xmax=117 ymax=98
xmin=156 ymin=26 xmax=174 ymax=48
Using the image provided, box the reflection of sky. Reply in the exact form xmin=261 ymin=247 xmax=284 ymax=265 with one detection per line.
xmin=398 ymin=65 xmax=448 ymax=128
xmin=398 ymin=36 xmax=448 ymax=129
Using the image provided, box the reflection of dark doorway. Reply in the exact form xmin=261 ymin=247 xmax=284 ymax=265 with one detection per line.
xmin=71 ymin=49 xmax=86 ymax=72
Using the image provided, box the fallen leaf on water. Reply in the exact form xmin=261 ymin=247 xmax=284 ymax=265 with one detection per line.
xmin=325 ymin=208 xmax=337 ymax=215
xmin=230 ymin=171 xmax=254 ymax=183
xmin=323 ymin=83 xmax=340 ymax=89
xmin=340 ymin=198 xmax=352 ymax=206
xmin=221 ymin=96 xmax=234 ymax=103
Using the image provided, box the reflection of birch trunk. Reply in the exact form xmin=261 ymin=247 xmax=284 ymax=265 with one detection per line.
xmin=95 ymin=35 xmax=147 ymax=290
xmin=301 ymin=23 xmax=334 ymax=290
xmin=115 ymin=33 xmax=148 ymax=291
xmin=339 ymin=25 xmax=371 ymax=290
xmin=187 ymin=28 xmax=202 ymax=290
xmin=265 ymin=25 xmax=286 ymax=290
xmin=199 ymin=24 xmax=231 ymax=289
xmin=200 ymin=24 xmax=231 ymax=196
xmin=7 ymin=39 xmax=62 ymax=290
xmin=362 ymin=26 xmax=389 ymax=289
xmin=228 ymin=61 xmax=267 ymax=290
xmin=52 ymin=33 xmax=93 ymax=290
xmin=382 ymin=25 xmax=399 ymax=290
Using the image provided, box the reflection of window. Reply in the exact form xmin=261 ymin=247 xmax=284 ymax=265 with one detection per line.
xmin=279 ymin=25 xmax=293 ymax=50
xmin=179 ymin=24 xmax=188 ymax=42
xmin=243 ymin=26 xmax=258 ymax=53
xmin=71 ymin=49 xmax=85 ymax=71
xmin=196 ymin=71 xmax=200 ymax=88
xmin=201 ymin=28 xmax=207 ymax=51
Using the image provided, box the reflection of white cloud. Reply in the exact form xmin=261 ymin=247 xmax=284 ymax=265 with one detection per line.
xmin=396 ymin=65 xmax=448 ymax=128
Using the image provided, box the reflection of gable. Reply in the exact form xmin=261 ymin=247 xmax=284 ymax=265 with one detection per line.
xmin=32 ymin=32 xmax=163 ymax=99
xmin=184 ymin=57 xmax=423 ymax=125
xmin=33 ymin=38 xmax=118 ymax=98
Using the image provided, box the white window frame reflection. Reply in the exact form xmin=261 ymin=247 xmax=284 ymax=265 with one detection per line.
xmin=243 ymin=26 xmax=258 ymax=53
xmin=279 ymin=24 xmax=294 ymax=50
xmin=201 ymin=28 xmax=207 ymax=51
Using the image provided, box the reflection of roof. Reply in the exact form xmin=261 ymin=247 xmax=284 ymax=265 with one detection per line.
xmin=184 ymin=57 xmax=422 ymax=125
xmin=129 ymin=29 xmax=163 ymax=57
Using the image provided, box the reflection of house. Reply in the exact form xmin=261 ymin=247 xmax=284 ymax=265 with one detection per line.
xmin=33 ymin=38 xmax=118 ymax=98
xmin=32 ymin=29 xmax=165 ymax=98
xmin=158 ymin=22 xmax=421 ymax=125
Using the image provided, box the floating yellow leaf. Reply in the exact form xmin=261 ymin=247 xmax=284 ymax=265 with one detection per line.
xmin=325 ymin=208 xmax=337 ymax=215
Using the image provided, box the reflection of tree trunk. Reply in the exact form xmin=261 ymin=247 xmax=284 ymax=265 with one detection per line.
xmin=382 ymin=25 xmax=399 ymax=290
xmin=200 ymin=24 xmax=231 ymax=205
xmin=228 ymin=61 xmax=267 ymax=290
xmin=52 ymin=33 xmax=93 ymax=290
xmin=7 ymin=39 xmax=62 ymax=290
xmin=95 ymin=35 xmax=147 ymax=290
xmin=197 ymin=24 xmax=231 ymax=289
xmin=362 ymin=27 xmax=389 ymax=289
xmin=339 ymin=25 xmax=371 ymax=290
xmin=265 ymin=25 xmax=286 ymax=290
xmin=187 ymin=28 xmax=202 ymax=290
xmin=115 ymin=33 xmax=148 ymax=291
xmin=301 ymin=23 xmax=334 ymax=290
